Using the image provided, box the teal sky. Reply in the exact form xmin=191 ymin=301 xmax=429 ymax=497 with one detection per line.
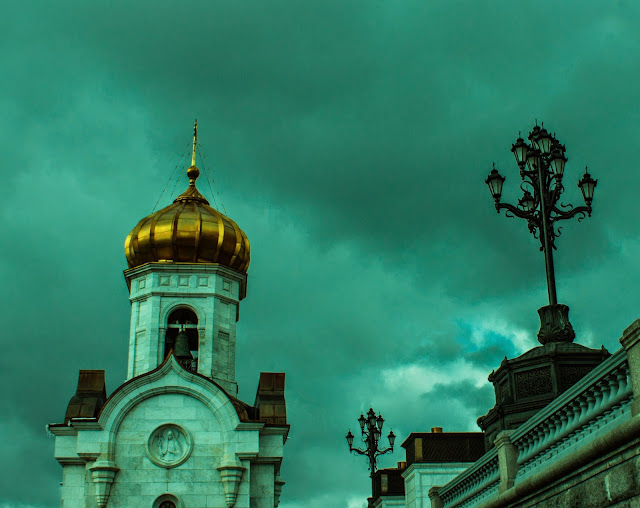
xmin=3 ymin=1 xmax=640 ymax=506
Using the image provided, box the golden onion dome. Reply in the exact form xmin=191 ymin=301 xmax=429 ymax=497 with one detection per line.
xmin=124 ymin=123 xmax=250 ymax=272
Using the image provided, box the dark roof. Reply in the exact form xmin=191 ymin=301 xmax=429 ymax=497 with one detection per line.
xmin=254 ymin=372 xmax=287 ymax=425
xmin=402 ymin=432 xmax=485 ymax=465
xmin=64 ymin=370 xmax=107 ymax=424
xmin=59 ymin=355 xmax=287 ymax=427
xmin=516 ymin=342 xmax=609 ymax=360
xmin=372 ymin=467 xmax=406 ymax=500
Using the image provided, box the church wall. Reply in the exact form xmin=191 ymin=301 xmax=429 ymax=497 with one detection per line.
xmin=512 ymin=439 xmax=640 ymax=507
xmin=60 ymin=465 xmax=87 ymax=508
xmin=250 ymin=462 xmax=275 ymax=508
xmin=108 ymin=392 xmax=233 ymax=507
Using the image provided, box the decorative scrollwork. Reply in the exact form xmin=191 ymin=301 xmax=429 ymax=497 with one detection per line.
xmin=485 ymin=124 xmax=596 ymax=326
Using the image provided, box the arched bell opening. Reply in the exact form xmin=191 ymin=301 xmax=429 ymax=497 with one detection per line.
xmin=164 ymin=307 xmax=199 ymax=373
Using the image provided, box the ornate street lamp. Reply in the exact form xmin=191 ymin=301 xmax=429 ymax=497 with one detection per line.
xmin=485 ymin=123 xmax=597 ymax=344
xmin=345 ymin=407 xmax=395 ymax=476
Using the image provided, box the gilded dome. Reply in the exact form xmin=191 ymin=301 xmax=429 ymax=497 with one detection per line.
xmin=124 ymin=163 xmax=250 ymax=272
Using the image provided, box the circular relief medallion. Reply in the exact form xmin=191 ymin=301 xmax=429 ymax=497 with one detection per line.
xmin=146 ymin=424 xmax=192 ymax=468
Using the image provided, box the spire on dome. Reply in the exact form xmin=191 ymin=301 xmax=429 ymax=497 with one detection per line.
xmin=187 ymin=119 xmax=200 ymax=184
xmin=191 ymin=119 xmax=198 ymax=167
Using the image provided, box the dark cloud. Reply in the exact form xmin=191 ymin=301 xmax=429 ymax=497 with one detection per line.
xmin=2 ymin=1 xmax=640 ymax=506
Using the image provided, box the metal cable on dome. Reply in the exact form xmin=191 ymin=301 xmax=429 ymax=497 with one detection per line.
xmin=197 ymin=148 xmax=220 ymax=210
xmin=152 ymin=141 xmax=191 ymax=212
xmin=198 ymin=143 xmax=227 ymax=215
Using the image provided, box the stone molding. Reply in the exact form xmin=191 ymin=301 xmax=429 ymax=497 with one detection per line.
xmin=218 ymin=464 xmax=246 ymax=507
xmin=89 ymin=460 xmax=119 ymax=508
xmin=123 ymin=262 xmax=247 ymax=300
xmin=95 ymin=355 xmax=241 ymax=459
xmin=274 ymin=476 xmax=285 ymax=507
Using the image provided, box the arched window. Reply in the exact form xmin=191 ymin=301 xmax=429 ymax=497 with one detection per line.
xmin=153 ymin=494 xmax=181 ymax=508
xmin=164 ymin=308 xmax=199 ymax=372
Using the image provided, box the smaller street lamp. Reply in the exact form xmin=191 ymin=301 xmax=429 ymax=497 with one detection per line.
xmin=345 ymin=407 xmax=395 ymax=476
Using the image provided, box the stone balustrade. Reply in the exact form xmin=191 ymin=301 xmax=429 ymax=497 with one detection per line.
xmin=512 ymin=348 xmax=632 ymax=479
xmin=434 ymin=346 xmax=634 ymax=508
xmin=437 ymin=449 xmax=499 ymax=507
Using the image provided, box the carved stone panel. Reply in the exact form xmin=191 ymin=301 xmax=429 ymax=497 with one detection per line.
xmin=515 ymin=367 xmax=552 ymax=399
xmin=558 ymin=365 xmax=594 ymax=392
xmin=146 ymin=424 xmax=192 ymax=468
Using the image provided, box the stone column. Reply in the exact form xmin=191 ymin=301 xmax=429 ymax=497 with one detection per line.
xmin=495 ymin=430 xmax=518 ymax=493
xmin=619 ymin=318 xmax=640 ymax=416
xmin=89 ymin=461 xmax=119 ymax=508
xmin=428 ymin=486 xmax=444 ymax=508
xmin=218 ymin=464 xmax=246 ymax=507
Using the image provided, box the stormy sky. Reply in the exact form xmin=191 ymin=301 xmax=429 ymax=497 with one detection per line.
xmin=2 ymin=1 xmax=640 ymax=506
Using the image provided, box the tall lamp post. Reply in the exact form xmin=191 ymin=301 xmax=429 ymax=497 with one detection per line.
xmin=345 ymin=407 xmax=396 ymax=476
xmin=485 ymin=123 xmax=597 ymax=344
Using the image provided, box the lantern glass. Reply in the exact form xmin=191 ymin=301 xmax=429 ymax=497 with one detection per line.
xmin=373 ymin=428 xmax=381 ymax=442
xmin=511 ymin=137 xmax=529 ymax=166
xmin=519 ymin=191 xmax=535 ymax=212
xmin=358 ymin=414 xmax=366 ymax=432
xmin=368 ymin=409 xmax=377 ymax=428
xmin=377 ymin=415 xmax=384 ymax=432
xmin=346 ymin=430 xmax=354 ymax=447
xmin=535 ymin=127 xmax=553 ymax=154
xmin=526 ymin=150 xmax=542 ymax=172
xmin=578 ymin=170 xmax=597 ymax=204
xmin=485 ymin=168 xmax=505 ymax=200
xmin=549 ymin=149 xmax=566 ymax=178
xmin=388 ymin=430 xmax=396 ymax=448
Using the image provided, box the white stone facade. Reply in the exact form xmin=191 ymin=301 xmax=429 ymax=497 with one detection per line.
xmin=125 ymin=262 xmax=247 ymax=396
xmin=402 ymin=463 xmax=476 ymax=508
xmin=50 ymin=356 xmax=287 ymax=508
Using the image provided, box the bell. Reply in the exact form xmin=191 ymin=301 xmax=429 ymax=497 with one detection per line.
xmin=173 ymin=331 xmax=192 ymax=359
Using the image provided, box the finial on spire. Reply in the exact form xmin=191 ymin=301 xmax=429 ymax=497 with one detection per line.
xmin=191 ymin=119 xmax=198 ymax=167
xmin=187 ymin=119 xmax=200 ymax=184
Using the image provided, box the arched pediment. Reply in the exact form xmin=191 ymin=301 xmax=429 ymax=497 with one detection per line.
xmin=97 ymin=354 xmax=241 ymax=457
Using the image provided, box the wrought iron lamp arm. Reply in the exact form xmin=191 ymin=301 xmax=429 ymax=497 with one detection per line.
xmin=551 ymin=204 xmax=591 ymax=221
xmin=496 ymin=201 xmax=535 ymax=220
xmin=349 ymin=446 xmax=368 ymax=455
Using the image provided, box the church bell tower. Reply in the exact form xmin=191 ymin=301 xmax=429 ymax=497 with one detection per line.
xmin=48 ymin=122 xmax=288 ymax=508
xmin=123 ymin=121 xmax=250 ymax=395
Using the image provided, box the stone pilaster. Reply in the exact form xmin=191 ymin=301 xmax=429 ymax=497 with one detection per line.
xmin=428 ymin=486 xmax=444 ymax=508
xmin=619 ymin=318 xmax=640 ymax=416
xmin=89 ymin=461 xmax=119 ymax=508
xmin=495 ymin=430 xmax=518 ymax=493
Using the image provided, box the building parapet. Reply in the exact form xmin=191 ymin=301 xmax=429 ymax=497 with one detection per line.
xmin=436 ymin=345 xmax=634 ymax=507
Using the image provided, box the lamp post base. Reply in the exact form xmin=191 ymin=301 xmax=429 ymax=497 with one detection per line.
xmin=537 ymin=304 xmax=575 ymax=344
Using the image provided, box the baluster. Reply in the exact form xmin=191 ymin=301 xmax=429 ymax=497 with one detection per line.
xmin=600 ymin=378 xmax=613 ymax=407
xmin=616 ymin=368 xmax=629 ymax=398
xmin=558 ymin=409 xmax=570 ymax=443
